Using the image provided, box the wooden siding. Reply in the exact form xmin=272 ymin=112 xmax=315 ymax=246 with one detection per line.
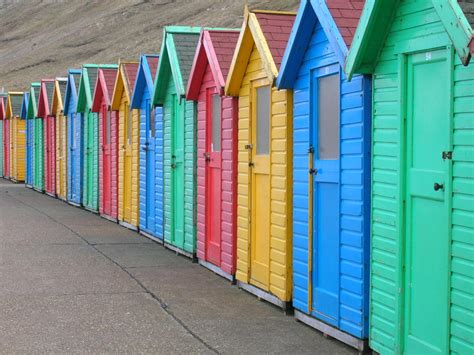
xmin=369 ymin=1 xmax=474 ymax=353
xmin=196 ymin=63 xmax=238 ymax=274
xmin=236 ymin=45 xmax=293 ymax=301
xmin=11 ymin=117 xmax=26 ymax=181
xmin=0 ymin=121 xmax=3 ymax=177
xmin=55 ymin=111 xmax=67 ymax=199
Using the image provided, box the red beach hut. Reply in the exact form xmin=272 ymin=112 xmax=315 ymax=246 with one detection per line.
xmin=1 ymin=93 xmax=10 ymax=179
xmin=37 ymin=79 xmax=57 ymax=197
xmin=187 ymin=29 xmax=240 ymax=280
xmin=92 ymin=66 xmax=119 ymax=221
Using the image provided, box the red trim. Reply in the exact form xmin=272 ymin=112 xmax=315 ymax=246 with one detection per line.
xmin=37 ymin=79 xmax=55 ymax=118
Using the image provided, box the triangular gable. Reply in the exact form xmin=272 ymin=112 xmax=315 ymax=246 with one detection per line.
xmin=0 ymin=94 xmax=7 ymax=120
xmin=111 ymin=61 xmax=139 ymax=110
xmin=187 ymin=29 xmax=240 ymax=100
xmin=76 ymin=65 xmax=99 ymax=113
xmin=346 ymin=0 xmax=474 ymax=79
xmin=278 ymin=0 xmax=364 ymax=88
xmin=37 ymin=79 xmax=55 ymax=118
xmin=153 ymin=26 xmax=201 ymax=105
xmin=52 ymin=78 xmax=68 ymax=115
xmin=26 ymin=83 xmax=41 ymax=119
xmin=92 ymin=67 xmax=118 ymax=112
xmin=225 ymin=9 xmax=296 ymax=96
xmin=6 ymin=92 xmax=23 ymax=119
xmin=21 ymin=92 xmax=29 ymax=119
xmin=63 ymin=69 xmax=82 ymax=116
xmin=131 ymin=54 xmax=160 ymax=109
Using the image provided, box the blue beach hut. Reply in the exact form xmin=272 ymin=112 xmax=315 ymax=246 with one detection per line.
xmin=64 ymin=69 xmax=83 ymax=206
xmin=131 ymin=54 xmax=163 ymax=241
xmin=277 ymin=0 xmax=371 ymax=350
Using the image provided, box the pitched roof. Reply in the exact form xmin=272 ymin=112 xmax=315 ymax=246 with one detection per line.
xmin=7 ymin=92 xmax=23 ymax=118
xmin=111 ymin=61 xmax=138 ymax=110
xmin=459 ymin=0 xmax=474 ymax=28
xmin=37 ymin=79 xmax=55 ymax=118
xmin=0 ymin=94 xmax=5 ymax=120
xmin=27 ymin=83 xmax=41 ymax=119
xmin=326 ymin=1 xmax=365 ymax=47
xmin=52 ymin=78 xmax=67 ymax=114
xmin=148 ymin=56 xmax=159 ymax=80
xmin=21 ymin=92 xmax=29 ymax=119
xmin=254 ymin=12 xmax=296 ymax=69
xmin=131 ymin=54 xmax=160 ymax=109
xmin=225 ymin=9 xmax=296 ymax=96
xmin=91 ymin=67 xmax=118 ymax=112
xmin=63 ymin=69 xmax=81 ymax=116
xmin=187 ymin=29 xmax=240 ymax=100
xmin=174 ymin=33 xmax=201 ymax=89
xmin=122 ymin=62 xmax=139 ymax=95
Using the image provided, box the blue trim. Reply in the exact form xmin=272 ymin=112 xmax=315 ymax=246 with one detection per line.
xmin=131 ymin=55 xmax=159 ymax=109
xmin=21 ymin=92 xmax=29 ymax=119
xmin=64 ymin=69 xmax=81 ymax=116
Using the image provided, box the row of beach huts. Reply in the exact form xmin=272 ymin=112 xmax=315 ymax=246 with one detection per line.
xmin=0 ymin=1 xmax=473 ymax=353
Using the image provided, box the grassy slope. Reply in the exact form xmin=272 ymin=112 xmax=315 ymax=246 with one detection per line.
xmin=0 ymin=0 xmax=299 ymax=91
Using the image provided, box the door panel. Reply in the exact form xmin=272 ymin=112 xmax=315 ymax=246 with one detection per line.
xmin=404 ymin=50 xmax=450 ymax=355
xmin=311 ymin=70 xmax=340 ymax=323
xmin=124 ymin=103 xmax=132 ymax=221
xmin=102 ymin=105 xmax=111 ymax=215
xmin=145 ymin=99 xmax=156 ymax=232
xmin=250 ymin=82 xmax=271 ymax=289
xmin=206 ymin=92 xmax=222 ymax=265
xmin=171 ymin=95 xmax=185 ymax=247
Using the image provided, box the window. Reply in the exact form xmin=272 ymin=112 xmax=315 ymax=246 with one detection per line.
xmin=105 ymin=110 xmax=111 ymax=145
xmin=150 ymin=107 xmax=155 ymax=138
xmin=126 ymin=105 xmax=132 ymax=145
xmin=211 ymin=94 xmax=221 ymax=152
xmin=256 ymin=86 xmax=270 ymax=155
xmin=317 ymin=74 xmax=340 ymax=160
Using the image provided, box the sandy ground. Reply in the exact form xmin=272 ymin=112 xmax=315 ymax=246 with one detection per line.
xmin=0 ymin=0 xmax=299 ymax=92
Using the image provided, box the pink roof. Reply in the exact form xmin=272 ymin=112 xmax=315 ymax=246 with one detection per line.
xmin=255 ymin=12 xmax=296 ymax=70
xmin=326 ymin=0 xmax=365 ymax=47
xmin=147 ymin=56 xmax=160 ymax=80
xmin=0 ymin=96 xmax=5 ymax=120
xmin=103 ymin=68 xmax=118 ymax=100
xmin=123 ymin=63 xmax=139 ymax=94
xmin=208 ymin=30 xmax=240 ymax=81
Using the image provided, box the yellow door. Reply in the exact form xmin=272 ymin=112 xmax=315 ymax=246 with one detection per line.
xmin=123 ymin=102 xmax=132 ymax=222
xmin=250 ymin=80 xmax=271 ymax=290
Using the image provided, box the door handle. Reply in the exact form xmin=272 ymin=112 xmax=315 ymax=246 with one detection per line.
xmin=434 ymin=183 xmax=444 ymax=191
xmin=203 ymin=152 xmax=210 ymax=162
xmin=309 ymin=168 xmax=318 ymax=175
xmin=141 ymin=146 xmax=148 ymax=151
xmin=171 ymin=163 xmax=176 ymax=169
xmin=245 ymin=144 xmax=253 ymax=150
xmin=248 ymin=162 xmax=254 ymax=168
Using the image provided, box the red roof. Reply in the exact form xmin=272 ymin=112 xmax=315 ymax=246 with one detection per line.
xmin=102 ymin=68 xmax=118 ymax=100
xmin=326 ymin=0 xmax=365 ymax=47
xmin=255 ymin=12 xmax=296 ymax=70
xmin=208 ymin=30 xmax=240 ymax=81
xmin=123 ymin=62 xmax=139 ymax=94
xmin=147 ymin=56 xmax=159 ymax=81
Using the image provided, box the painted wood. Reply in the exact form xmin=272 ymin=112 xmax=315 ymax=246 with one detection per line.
xmin=346 ymin=1 xmax=474 ymax=353
xmin=7 ymin=92 xmax=26 ymax=182
xmin=0 ymin=94 xmax=5 ymax=177
xmin=225 ymin=10 xmax=295 ymax=304
xmin=52 ymin=78 xmax=68 ymax=200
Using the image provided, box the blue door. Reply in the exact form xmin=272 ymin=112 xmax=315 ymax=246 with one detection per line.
xmin=26 ymin=119 xmax=34 ymax=186
xmin=145 ymin=99 xmax=156 ymax=234
xmin=68 ymin=111 xmax=82 ymax=204
xmin=311 ymin=66 xmax=340 ymax=325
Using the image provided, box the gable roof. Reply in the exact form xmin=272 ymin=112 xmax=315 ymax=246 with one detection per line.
xmin=51 ymin=78 xmax=68 ymax=115
xmin=63 ymin=69 xmax=82 ymax=116
xmin=37 ymin=79 xmax=55 ymax=118
xmin=346 ymin=0 xmax=474 ymax=79
xmin=6 ymin=92 xmax=24 ymax=119
xmin=111 ymin=61 xmax=139 ymax=110
xmin=26 ymin=82 xmax=41 ymax=119
xmin=21 ymin=92 xmax=30 ymax=119
xmin=225 ymin=8 xmax=296 ymax=96
xmin=76 ymin=64 xmax=99 ymax=113
xmin=0 ymin=93 xmax=7 ymax=120
xmin=187 ymin=29 xmax=240 ymax=100
xmin=131 ymin=54 xmax=160 ymax=109
xmin=153 ymin=26 xmax=202 ymax=105
xmin=91 ymin=67 xmax=118 ymax=112
xmin=278 ymin=0 xmax=364 ymax=89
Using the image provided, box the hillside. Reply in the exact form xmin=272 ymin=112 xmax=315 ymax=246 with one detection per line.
xmin=0 ymin=0 xmax=299 ymax=92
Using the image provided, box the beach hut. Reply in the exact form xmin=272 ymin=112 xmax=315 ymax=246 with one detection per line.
xmin=276 ymin=0 xmax=370 ymax=349
xmin=153 ymin=26 xmax=202 ymax=258
xmin=64 ymin=69 xmax=83 ymax=206
xmin=111 ymin=61 xmax=139 ymax=230
xmin=225 ymin=9 xmax=296 ymax=308
xmin=52 ymin=78 xmax=68 ymax=200
xmin=7 ymin=92 xmax=26 ymax=182
xmin=32 ymin=82 xmax=45 ymax=191
xmin=345 ymin=1 xmax=474 ymax=354
xmin=0 ymin=93 xmax=6 ymax=177
xmin=26 ymin=83 xmax=40 ymax=188
xmin=91 ymin=66 xmax=119 ymax=221
xmin=131 ymin=54 xmax=161 ymax=240
xmin=2 ymin=93 xmax=11 ymax=179
xmin=38 ymin=79 xmax=56 ymax=196
xmin=20 ymin=91 xmax=30 ymax=186
xmin=186 ymin=29 xmax=240 ymax=280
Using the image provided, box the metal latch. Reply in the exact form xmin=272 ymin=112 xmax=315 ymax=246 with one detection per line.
xmin=442 ymin=151 xmax=452 ymax=160
xmin=309 ymin=168 xmax=318 ymax=175
xmin=245 ymin=144 xmax=253 ymax=150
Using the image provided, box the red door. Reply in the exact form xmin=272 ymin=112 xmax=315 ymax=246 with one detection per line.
xmin=4 ymin=119 xmax=10 ymax=178
xmin=102 ymin=104 xmax=111 ymax=216
xmin=205 ymin=91 xmax=222 ymax=265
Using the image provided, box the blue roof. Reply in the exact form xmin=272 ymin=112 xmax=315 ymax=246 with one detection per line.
xmin=64 ymin=69 xmax=82 ymax=115
xmin=131 ymin=54 xmax=159 ymax=109
xmin=21 ymin=92 xmax=29 ymax=119
xmin=277 ymin=0 xmax=348 ymax=89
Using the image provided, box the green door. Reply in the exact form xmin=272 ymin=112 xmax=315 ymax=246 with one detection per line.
xmin=171 ymin=95 xmax=185 ymax=248
xmin=404 ymin=49 xmax=450 ymax=354
xmin=84 ymin=110 xmax=98 ymax=211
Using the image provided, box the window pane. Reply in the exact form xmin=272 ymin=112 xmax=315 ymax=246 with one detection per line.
xmin=150 ymin=108 xmax=155 ymax=138
xmin=317 ymin=74 xmax=340 ymax=160
xmin=256 ymin=86 xmax=270 ymax=155
xmin=106 ymin=111 xmax=111 ymax=145
xmin=127 ymin=106 xmax=132 ymax=145
xmin=212 ymin=94 xmax=221 ymax=152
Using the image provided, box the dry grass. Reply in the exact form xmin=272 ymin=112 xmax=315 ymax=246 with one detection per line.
xmin=0 ymin=0 xmax=300 ymax=91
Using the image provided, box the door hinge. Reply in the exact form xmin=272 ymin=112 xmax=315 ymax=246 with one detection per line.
xmin=308 ymin=146 xmax=314 ymax=154
xmin=245 ymin=144 xmax=253 ymax=150
xmin=442 ymin=151 xmax=452 ymax=160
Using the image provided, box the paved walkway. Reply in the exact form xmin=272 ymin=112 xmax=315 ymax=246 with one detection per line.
xmin=0 ymin=179 xmax=355 ymax=354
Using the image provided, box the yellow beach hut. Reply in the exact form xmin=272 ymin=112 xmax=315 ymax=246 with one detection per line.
xmin=6 ymin=92 xmax=26 ymax=182
xmin=52 ymin=77 xmax=68 ymax=200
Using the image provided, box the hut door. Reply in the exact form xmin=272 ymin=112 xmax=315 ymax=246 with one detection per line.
xmin=70 ymin=112 xmax=80 ymax=201
xmin=85 ymin=111 xmax=95 ymax=206
xmin=45 ymin=117 xmax=50 ymax=191
xmin=205 ymin=91 xmax=222 ymax=265
xmin=403 ymin=49 xmax=450 ymax=355
xmin=145 ymin=99 xmax=156 ymax=231
xmin=102 ymin=105 xmax=111 ymax=215
xmin=310 ymin=68 xmax=340 ymax=322
xmin=47 ymin=115 xmax=56 ymax=193
xmin=171 ymin=95 xmax=185 ymax=247
xmin=4 ymin=119 xmax=9 ymax=178
xmin=249 ymin=81 xmax=271 ymax=290
xmin=57 ymin=115 xmax=63 ymax=196
xmin=123 ymin=103 xmax=133 ymax=221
